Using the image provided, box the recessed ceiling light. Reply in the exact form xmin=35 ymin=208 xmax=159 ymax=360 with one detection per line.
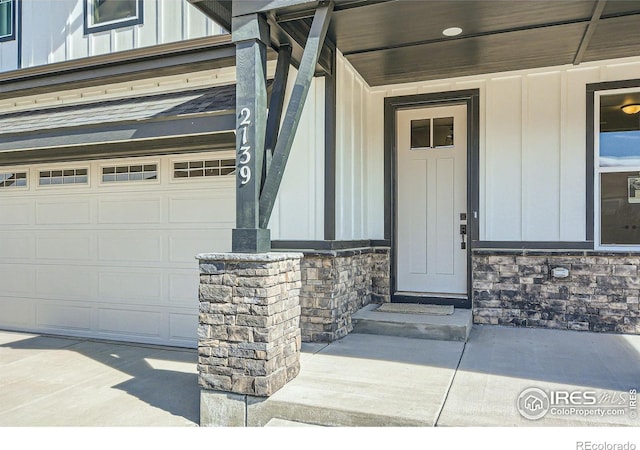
xmin=443 ymin=27 xmax=462 ymax=37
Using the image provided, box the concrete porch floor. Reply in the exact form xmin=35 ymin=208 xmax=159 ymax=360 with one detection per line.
xmin=0 ymin=326 xmax=639 ymax=426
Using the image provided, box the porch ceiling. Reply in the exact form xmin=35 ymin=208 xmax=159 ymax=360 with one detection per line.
xmin=275 ymin=0 xmax=640 ymax=86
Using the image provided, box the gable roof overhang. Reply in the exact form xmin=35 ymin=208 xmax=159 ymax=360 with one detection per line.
xmin=0 ymin=85 xmax=237 ymax=166
xmin=198 ymin=0 xmax=640 ymax=86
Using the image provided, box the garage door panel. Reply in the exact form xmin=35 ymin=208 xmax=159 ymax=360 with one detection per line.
xmin=36 ymin=303 xmax=93 ymax=331
xmin=169 ymin=272 xmax=198 ymax=304
xmin=168 ymin=194 xmax=234 ymax=223
xmin=98 ymin=308 xmax=161 ymax=338
xmin=98 ymin=271 xmax=163 ymax=303
xmin=0 ymin=202 xmax=32 ymax=226
xmin=98 ymin=198 xmax=162 ymax=224
xmin=36 ymin=234 xmax=93 ymax=260
xmin=168 ymin=230 xmax=230 ymax=262
xmin=169 ymin=313 xmax=197 ymax=341
xmin=36 ymin=200 xmax=91 ymax=225
xmin=0 ymin=235 xmax=36 ymax=259
xmin=37 ymin=266 xmax=95 ymax=298
xmin=0 ymin=297 xmax=34 ymax=327
xmin=1 ymin=154 xmax=234 ymax=348
xmin=98 ymin=232 xmax=163 ymax=262
xmin=0 ymin=265 xmax=36 ymax=295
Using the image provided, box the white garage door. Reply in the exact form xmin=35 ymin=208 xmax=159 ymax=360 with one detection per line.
xmin=0 ymin=152 xmax=235 ymax=348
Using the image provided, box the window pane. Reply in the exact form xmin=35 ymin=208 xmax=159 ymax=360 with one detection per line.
xmin=411 ymin=119 xmax=430 ymax=149
xmin=600 ymin=92 xmax=640 ymax=167
xmin=92 ymin=0 xmax=137 ymax=25
xmin=600 ymin=130 xmax=640 ymax=167
xmin=0 ymin=171 xmax=27 ymax=189
xmin=433 ymin=117 xmax=454 ymax=147
xmin=601 ymin=172 xmax=640 ymax=245
xmin=0 ymin=0 xmax=12 ymax=38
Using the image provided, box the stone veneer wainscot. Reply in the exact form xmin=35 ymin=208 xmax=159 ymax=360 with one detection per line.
xmin=472 ymin=250 xmax=640 ymax=334
xmin=298 ymin=247 xmax=390 ymax=342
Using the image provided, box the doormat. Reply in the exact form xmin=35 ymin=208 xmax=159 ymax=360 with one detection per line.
xmin=375 ymin=303 xmax=454 ymax=315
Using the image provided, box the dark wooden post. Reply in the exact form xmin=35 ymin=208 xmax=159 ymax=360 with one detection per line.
xmin=231 ymin=13 xmax=271 ymax=253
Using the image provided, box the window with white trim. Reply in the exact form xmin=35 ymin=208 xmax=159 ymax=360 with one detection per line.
xmin=173 ymin=158 xmax=236 ymax=179
xmin=0 ymin=171 xmax=27 ymax=188
xmin=0 ymin=0 xmax=14 ymax=41
xmin=85 ymin=0 xmax=142 ymax=33
xmin=102 ymin=164 xmax=157 ymax=183
xmin=597 ymin=90 xmax=640 ymax=246
xmin=39 ymin=168 xmax=88 ymax=186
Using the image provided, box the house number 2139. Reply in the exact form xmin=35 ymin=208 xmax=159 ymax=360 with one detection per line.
xmin=238 ymin=107 xmax=252 ymax=185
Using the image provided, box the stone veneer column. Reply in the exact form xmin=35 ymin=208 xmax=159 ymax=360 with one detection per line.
xmin=196 ymin=252 xmax=302 ymax=426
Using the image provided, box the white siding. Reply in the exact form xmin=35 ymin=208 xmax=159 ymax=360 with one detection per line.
xmin=337 ymin=51 xmax=640 ymax=242
xmin=0 ymin=0 xmax=225 ymax=72
xmin=335 ymin=53 xmax=370 ymax=240
xmin=268 ymin=71 xmax=325 ymax=241
xmin=0 ymin=34 xmax=17 ymax=71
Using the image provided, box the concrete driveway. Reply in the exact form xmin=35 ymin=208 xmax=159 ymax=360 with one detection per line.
xmin=1 ymin=325 xmax=639 ymax=427
xmin=0 ymin=331 xmax=198 ymax=426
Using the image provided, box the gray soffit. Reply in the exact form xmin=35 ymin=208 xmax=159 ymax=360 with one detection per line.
xmin=203 ymin=0 xmax=640 ymax=87
xmin=0 ymin=84 xmax=237 ymax=159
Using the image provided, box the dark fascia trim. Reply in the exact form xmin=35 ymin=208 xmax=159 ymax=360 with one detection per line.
xmin=0 ymin=35 xmax=237 ymax=101
xmin=586 ymin=78 xmax=640 ymax=93
xmin=83 ymin=0 xmax=144 ymax=35
xmin=0 ymin=0 xmax=17 ymax=43
xmin=271 ymin=239 xmax=391 ymax=251
xmin=0 ymin=132 xmax=235 ymax=167
xmin=473 ymin=241 xmax=595 ymax=250
xmin=0 ymin=112 xmax=235 ymax=152
xmin=234 ymin=0 xmax=392 ymax=18
xmin=323 ymin=41 xmax=337 ymax=240
xmin=585 ymin=78 xmax=640 ymax=244
xmin=586 ymin=89 xmax=595 ymax=242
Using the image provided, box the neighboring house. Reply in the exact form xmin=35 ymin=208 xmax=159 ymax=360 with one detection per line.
xmin=1 ymin=0 xmax=640 ymax=350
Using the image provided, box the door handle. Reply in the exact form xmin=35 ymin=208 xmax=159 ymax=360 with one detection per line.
xmin=460 ymin=224 xmax=467 ymax=249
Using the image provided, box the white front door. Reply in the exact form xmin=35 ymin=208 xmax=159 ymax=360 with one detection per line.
xmin=396 ymin=104 xmax=467 ymax=297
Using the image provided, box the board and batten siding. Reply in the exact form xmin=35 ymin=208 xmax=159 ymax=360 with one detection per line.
xmin=336 ymin=50 xmax=640 ymax=242
xmin=268 ymin=71 xmax=325 ymax=241
xmin=0 ymin=0 xmax=225 ymax=73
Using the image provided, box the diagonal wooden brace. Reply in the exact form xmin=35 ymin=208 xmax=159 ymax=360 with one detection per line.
xmin=258 ymin=1 xmax=334 ymax=229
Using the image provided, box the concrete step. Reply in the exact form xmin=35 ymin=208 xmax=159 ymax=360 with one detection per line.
xmin=352 ymin=303 xmax=473 ymax=342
